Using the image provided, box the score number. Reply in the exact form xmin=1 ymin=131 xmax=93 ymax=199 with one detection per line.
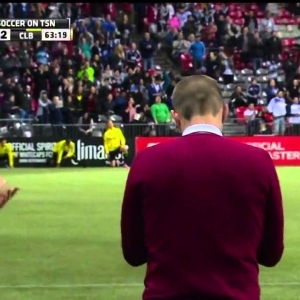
xmin=0 ymin=29 xmax=11 ymax=41
xmin=42 ymin=29 xmax=71 ymax=41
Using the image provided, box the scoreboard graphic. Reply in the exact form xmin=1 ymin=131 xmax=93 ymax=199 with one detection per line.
xmin=0 ymin=19 xmax=72 ymax=41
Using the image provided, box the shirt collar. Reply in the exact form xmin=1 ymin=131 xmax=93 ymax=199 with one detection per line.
xmin=182 ymin=124 xmax=223 ymax=136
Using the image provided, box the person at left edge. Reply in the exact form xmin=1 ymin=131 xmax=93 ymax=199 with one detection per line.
xmin=52 ymin=139 xmax=75 ymax=167
xmin=0 ymin=139 xmax=15 ymax=168
xmin=103 ymin=120 xmax=129 ymax=168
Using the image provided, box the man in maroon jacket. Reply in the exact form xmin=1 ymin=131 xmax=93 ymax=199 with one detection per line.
xmin=121 ymin=75 xmax=284 ymax=300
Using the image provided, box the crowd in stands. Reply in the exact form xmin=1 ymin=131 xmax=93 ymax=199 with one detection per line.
xmin=0 ymin=3 xmax=300 ymax=137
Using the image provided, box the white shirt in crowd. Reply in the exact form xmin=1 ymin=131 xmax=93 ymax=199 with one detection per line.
xmin=260 ymin=18 xmax=276 ymax=32
xmin=223 ymin=60 xmax=233 ymax=75
xmin=176 ymin=11 xmax=191 ymax=28
xmin=267 ymin=97 xmax=286 ymax=117
xmin=289 ymin=104 xmax=300 ymax=124
xmin=166 ymin=4 xmax=175 ymax=19
xmin=244 ymin=109 xmax=257 ymax=120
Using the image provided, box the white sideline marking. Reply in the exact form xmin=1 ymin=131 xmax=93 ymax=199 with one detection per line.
xmin=0 ymin=282 xmax=299 ymax=289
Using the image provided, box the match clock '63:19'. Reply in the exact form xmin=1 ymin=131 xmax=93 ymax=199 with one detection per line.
xmin=42 ymin=29 xmax=71 ymax=41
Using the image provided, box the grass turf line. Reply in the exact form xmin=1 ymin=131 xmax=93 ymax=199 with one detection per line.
xmin=0 ymin=168 xmax=298 ymax=300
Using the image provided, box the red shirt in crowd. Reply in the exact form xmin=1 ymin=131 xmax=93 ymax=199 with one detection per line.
xmin=87 ymin=95 xmax=96 ymax=112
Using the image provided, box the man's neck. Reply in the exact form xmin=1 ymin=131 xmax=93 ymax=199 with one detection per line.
xmin=181 ymin=116 xmax=223 ymax=133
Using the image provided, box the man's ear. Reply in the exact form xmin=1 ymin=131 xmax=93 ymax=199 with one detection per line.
xmin=171 ymin=110 xmax=179 ymax=121
xmin=171 ymin=110 xmax=181 ymax=129
xmin=222 ymin=103 xmax=228 ymax=123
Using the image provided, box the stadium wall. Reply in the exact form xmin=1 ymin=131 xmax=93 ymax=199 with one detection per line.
xmin=8 ymin=136 xmax=300 ymax=167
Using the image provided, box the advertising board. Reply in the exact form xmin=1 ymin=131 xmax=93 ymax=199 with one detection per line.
xmin=10 ymin=138 xmax=134 ymax=167
xmin=135 ymin=136 xmax=300 ymax=166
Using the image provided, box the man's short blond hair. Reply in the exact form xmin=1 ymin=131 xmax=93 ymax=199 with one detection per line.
xmin=172 ymin=75 xmax=224 ymax=120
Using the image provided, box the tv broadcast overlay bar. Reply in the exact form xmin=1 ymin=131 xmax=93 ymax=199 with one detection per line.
xmin=41 ymin=29 xmax=71 ymax=41
xmin=135 ymin=136 xmax=300 ymax=166
xmin=0 ymin=19 xmax=70 ymax=29
xmin=0 ymin=29 xmax=11 ymax=41
xmin=11 ymin=29 xmax=42 ymax=41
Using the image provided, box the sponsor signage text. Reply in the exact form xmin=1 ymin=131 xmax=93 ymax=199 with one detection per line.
xmin=9 ymin=138 xmax=134 ymax=167
xmin=135 ymin=136 xmax=300 ymax=166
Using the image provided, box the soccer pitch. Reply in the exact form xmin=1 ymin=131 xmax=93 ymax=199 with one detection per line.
xmin=0 ymin=168 xmax=299 ymax=300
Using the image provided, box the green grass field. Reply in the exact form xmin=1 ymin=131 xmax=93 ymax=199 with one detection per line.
xmin=0 ymin=168 xmax=298 ymax=300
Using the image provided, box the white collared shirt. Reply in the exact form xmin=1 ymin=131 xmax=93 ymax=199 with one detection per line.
xmin=267 ymin=97 xmax=286 ymax=117
xmin=182 ymin=124 xmax=223 ymax=136
xmin=244 ymin=109 xmax=257 ymax=120
xmin=289 ymin=104 xmax=300 ymax=124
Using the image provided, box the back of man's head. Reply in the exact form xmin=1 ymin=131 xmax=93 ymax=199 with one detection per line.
xmin=172 ymin=75 xmax=223 ymax=121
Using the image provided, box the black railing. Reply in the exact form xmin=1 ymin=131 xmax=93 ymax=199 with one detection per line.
xmin=2 ymin=121 xmax=300 ymax=138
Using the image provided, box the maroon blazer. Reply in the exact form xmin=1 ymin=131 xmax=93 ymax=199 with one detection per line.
xmin=121 ymin=132 xmax=284 ymax=300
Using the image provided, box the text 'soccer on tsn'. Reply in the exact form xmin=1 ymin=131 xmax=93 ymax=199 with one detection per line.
xmin=0 ymin=18 xmax=72 ymax=41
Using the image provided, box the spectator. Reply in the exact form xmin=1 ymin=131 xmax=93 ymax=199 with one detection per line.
xmin=126 ymin=43 xmax=141 ymax=69
xmin=103 ymin=4 xmax=117 ymax=20
xmin=283 ymin=53 xmax=298 ymax=84
xmin=102 ymin=14 xmax=117 ymax=35
xmin=244 ymin=103 xmax=259 ymax=135
xmin=35 ymin=45 xmax=48 ymax=65
xmin=139 ymin=32 xmax=156 ymax=71
xmin=237 ymin=27 xmax=252 ymax=65
xmin=19 ymin=85 xmax=33 ymax=121
xmin=223 ymin=16 xmax=238 ymax=48
xmin=146 ymin=4 xmax=158 ymax=34
xmin=77 ymin=61 xmax=94 ymax=83
xmin=229 ymin=85 xmax=247 ymax=112
xmin=148 ymin=75 xmax=164 ymax=104
xmin=265 ymin=79 xmax=279 ymax=104
xmin=2 ymin=94 xmax=20 ymax=118
xmin=79 ymin=29 xmax=94 ymax=46
xmin=103 ymin=92 xmax=116 ymax=117
xmin=219 ymin=4 xmax=229 ymax=16
xmin=78 ymin=112 xmax=94 ymax=137
xmin=123 ymin=97 xmax=137 ymax=123
xmin=260 ymin=11 xmax=275 ymax=39
xmin=182 ymin=15 xmax=198 ymax=37
xmin=287 ymin=97 xmax=300 ymax=134
xmin=267 ymin=90 xmax=287 ymax=135
xmin=91 ymin=20 xmax=104 ymax=42
xmin=176 ymin=5 xmax=191 ymax=30
xmin=247 ymin=78 xmax=261 ymax=105
xmin=36 ymin=91 xmax=51 ymax=124
xmin=172 ymin=33 xmax=190 ymax=61
xmin=169 ymin=14 xmax=181 ymax=32
xmin=150 ymin=96 xmax=170 ymax=124
xmin=111 ymin=44 xmax=126 ymax=69
xmin=64 ymin=95 xmax=77 ymax=124
xmin=189 ymin=34 xmax=206 ymax=71
xmin=48 ymin=67 xmax=62 ymax=99
xmin=215 ymin=15 xmax=228 ymax=45
xmin=265 ymin=31 xmax=282 ymax=62
xmin=266 ymin=3 xmax=279 ymax=16
xmin=165 ymin=3 xmax=175 ymax=20
xmin=118 ymin=14 xmax=132 ymax=35
xmin=49 ymin=96 xmax=64 ymax=125
xmin=121 ymin=30 xmax=132 ymax=48
xmin=165 ymin=27 xmax=179 ymax=60
xmin=205 ymin=52 xmax=222 ymax=80
xmin=244 ymin=10 xmax=258 ymax=34
xmin=80 ymin=38 xmax=92 ymax=60
xmin=201 ymin=9 xmax=213 ymax=27
xmin=219 ymin=50 xmax=234 ymax=84
xmin=250 ymin=32 xmax=264 ymax=75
